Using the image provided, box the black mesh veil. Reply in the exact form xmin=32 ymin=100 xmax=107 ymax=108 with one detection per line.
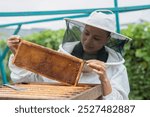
xmin=62 ymin=19 xmax=84 ymax=44
xmin=62 ymin=19 xmax=129 ymax=62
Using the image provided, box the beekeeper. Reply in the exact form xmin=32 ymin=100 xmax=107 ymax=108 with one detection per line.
xmin=7 ymin=10 xmax=132 ymax=100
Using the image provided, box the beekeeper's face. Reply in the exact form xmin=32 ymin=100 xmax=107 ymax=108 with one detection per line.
xmin=81 ymin=25 xmax=109 ymax=54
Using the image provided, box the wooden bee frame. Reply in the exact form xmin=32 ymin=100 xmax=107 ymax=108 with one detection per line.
xmin=12 ymin=40 xmax=84 ymax=86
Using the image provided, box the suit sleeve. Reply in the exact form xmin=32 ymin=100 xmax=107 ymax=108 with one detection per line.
xmin=103 ymin=65 xmax=130 ymax=100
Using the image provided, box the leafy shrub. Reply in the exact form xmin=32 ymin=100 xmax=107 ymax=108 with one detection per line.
xmin=122 ymin=22 xmax=150 ymax=99
xmin=0 ymin=39 xmax=11 ymax=84
xmin=24 ymin=29 xmax=65 ymax=50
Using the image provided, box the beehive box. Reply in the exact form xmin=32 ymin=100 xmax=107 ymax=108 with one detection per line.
xmin=0 ymin=83 xmax=102 ymax=100
xmin=12 ymin=40 xmax=84 ymax=86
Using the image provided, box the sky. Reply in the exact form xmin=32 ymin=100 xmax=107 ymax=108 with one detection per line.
xmin=0 ymin=0 xmax=150 ymax=29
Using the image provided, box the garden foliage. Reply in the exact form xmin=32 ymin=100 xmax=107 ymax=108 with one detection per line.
xmin=122 ymin=22 xmax=150 ymax=99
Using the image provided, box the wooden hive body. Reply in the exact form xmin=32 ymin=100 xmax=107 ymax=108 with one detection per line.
xmin=0 ymin=83 xmax=102 ymax=100
xmin=12 ymin=40 xmax=84 ymax=85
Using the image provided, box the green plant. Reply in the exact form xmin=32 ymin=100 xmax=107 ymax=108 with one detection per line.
xmin=122 ymin=22 xmax=150 ymax=99
xmin=24 ymin=29 xmax=65 ymax=50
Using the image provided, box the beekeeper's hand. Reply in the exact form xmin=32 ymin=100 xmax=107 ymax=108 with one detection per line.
xmin=7 ymin=35 xmax=21 ymax=55
xmin=86 ymin=59 xmax=108 ymax=82
xmin=86 ymin=59 xmax=112 ymax=96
